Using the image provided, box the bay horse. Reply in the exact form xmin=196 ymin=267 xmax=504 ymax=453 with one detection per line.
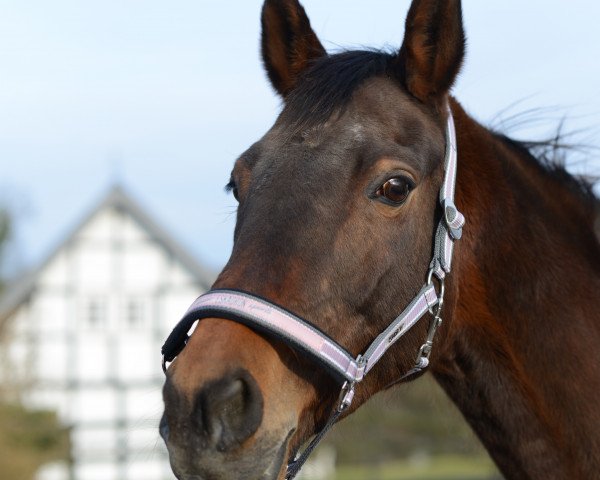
xmin=159 ymin=0 xmax=600 ymax=479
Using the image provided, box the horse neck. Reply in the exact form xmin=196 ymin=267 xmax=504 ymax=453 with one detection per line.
xmin=433 ymin=100 xmax=600 ymax=479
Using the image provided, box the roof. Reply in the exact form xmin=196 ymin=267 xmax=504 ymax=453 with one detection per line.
xmin=0 ymin=184 xmax=216 ymax=323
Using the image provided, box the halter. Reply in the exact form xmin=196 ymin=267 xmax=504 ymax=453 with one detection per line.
xmin=161 ymin=104 xmax=464 ymax=479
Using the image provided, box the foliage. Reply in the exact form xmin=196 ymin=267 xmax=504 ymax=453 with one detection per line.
xmin=327 ymin=375 xmax=491 ymax=466
xmin=0 ymin=208 xmax=9 ymax=292
xmin=0 ymin=208 xmax=9 ymax=247
xmin=0 ymin=208 xmax=71 ymax=479
xmin=0 ymin=403 xmax=70 ymax=480
xmin=333 ymin=455 xmax=500 ymax=480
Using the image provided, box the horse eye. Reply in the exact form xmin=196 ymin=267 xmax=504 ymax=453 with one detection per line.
xmin=376 ymin=177 xmax=414 ymax=205
xmin=225 ymin=179 xmax=239 ymax=201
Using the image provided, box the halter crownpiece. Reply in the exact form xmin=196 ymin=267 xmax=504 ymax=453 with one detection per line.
xmin=161 ymin=104 xmax=464 ymax=479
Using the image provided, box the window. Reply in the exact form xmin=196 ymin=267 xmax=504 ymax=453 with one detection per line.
xmin=125 ymin=298 xmax=145 ymax=328
xmin=84 ymin=298 xmax=107 ymax=328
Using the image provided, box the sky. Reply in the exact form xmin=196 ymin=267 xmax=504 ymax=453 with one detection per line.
xmin=1 ymin=0 xmax=599 ymax=274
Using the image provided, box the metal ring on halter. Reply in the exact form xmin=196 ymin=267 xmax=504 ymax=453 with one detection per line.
xmin=426 ymin=267 xmax=445 ymax=315
xmin=337 ymin=381 xmax=356 ymax=412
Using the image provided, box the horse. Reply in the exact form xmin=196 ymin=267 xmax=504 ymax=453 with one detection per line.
xmin=159 ymin=0 xmax=600 ymax=479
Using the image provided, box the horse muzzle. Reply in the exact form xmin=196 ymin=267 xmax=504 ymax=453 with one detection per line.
xmin=160 ymin=370 xmax=294 ymax=480
xmin=159 ymin=318 xmax=304 ymax=480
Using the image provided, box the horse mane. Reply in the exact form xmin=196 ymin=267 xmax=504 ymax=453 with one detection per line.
xmin=493 ymin=132 xmax=599 ymax=212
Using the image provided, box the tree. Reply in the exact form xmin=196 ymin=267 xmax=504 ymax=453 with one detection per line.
xmin=0 ymin=404 xmax=70 ymax=480
xmin=327 ymin=375 xmax=489 ymax=465
xmin=0 ymin=208 xmax=10 ymax=292
xmin=0 ymin=207 xmax=71 ymax=479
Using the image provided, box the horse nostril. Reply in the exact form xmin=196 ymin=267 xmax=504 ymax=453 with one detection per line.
xmin=198 ymin=370 xmax=264 ymax=452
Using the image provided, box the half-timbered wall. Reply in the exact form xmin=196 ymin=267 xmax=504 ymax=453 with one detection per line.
xmin=1 ymin=192 xmax=210 ymax=480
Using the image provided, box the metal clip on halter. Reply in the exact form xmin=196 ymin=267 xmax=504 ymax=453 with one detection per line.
xmin=338 ymin=381 xmax=356 ymax=411
xmin=410 ymin=266 xmax=445 ymax=373
xmin=337 ymin=356 xmax=362 ymax=411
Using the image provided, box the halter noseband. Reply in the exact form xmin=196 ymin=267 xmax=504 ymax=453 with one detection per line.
xmin=161 ymin=104 xmax=464 ymax=479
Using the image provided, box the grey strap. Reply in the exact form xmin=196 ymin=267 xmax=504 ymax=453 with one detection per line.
xmin=362 ymin=284 xmax=438 ymax=373
xmin=430 ymin=109 xmax=465 ymax=279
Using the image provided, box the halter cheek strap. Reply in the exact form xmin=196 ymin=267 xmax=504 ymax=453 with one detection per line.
xmin=161 ymin=104 xmax=464 ymax=480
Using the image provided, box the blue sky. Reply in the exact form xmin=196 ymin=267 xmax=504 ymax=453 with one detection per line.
xmin=1 ymin=0 xmax=599 ymax=273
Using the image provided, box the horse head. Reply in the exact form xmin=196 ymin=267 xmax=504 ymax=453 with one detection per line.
xmin=160 ymin=1 xmax=466 ymax=478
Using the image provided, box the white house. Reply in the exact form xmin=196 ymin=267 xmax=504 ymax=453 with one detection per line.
xmin=0 ymin=185 xmax=214 ymax=480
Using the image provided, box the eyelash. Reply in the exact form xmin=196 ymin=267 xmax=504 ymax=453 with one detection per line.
xmin=225 ymin=179 xmax=239 ymax=201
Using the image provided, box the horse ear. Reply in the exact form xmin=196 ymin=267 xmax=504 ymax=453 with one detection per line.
xmin=395 ymin=0 xmax=466 ymax=103
xmin=261 ymin=0 xmax=326 ymax=97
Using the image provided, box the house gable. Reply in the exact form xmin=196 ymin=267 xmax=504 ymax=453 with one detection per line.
xmin=0 ymin=185 xmax=216 ymax=480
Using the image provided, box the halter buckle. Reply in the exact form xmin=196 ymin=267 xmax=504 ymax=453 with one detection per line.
xmin=442 ymin=199 xmax=464 ymax=240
